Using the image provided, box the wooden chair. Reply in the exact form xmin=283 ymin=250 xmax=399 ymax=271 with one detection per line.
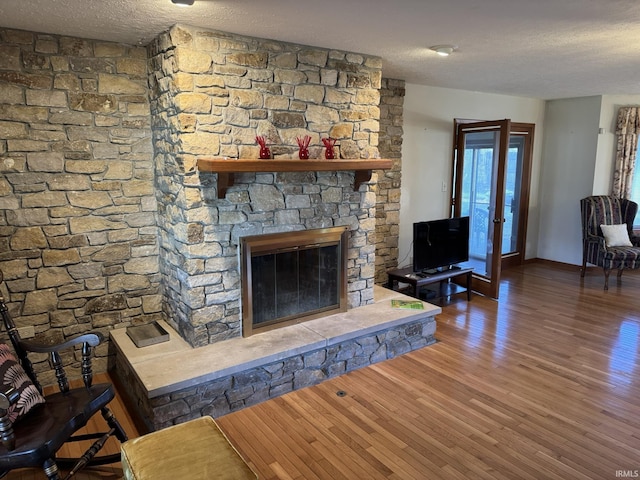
xmin=0 ymin=269 xmax=127 ymax=479
xmin=580 ymin=195 xmax=640 ymax=289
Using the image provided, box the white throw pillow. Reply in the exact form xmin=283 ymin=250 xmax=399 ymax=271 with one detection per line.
xmin=600 ymin=224 xmax=633 ymax=247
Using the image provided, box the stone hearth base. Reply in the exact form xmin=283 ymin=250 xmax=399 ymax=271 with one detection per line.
xmin=111 ymin=286 xmax=440 ymax=432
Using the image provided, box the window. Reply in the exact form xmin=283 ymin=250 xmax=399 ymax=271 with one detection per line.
xmin=633 ymin=146 xmax=640 ymax=227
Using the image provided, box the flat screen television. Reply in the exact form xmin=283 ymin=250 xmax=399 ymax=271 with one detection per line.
xmin=413 ymin=216 xmax=469 ymax=273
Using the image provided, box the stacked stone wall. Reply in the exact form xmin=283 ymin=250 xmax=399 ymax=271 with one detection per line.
xmin=375 ymin=79 xmax=405 ymax=283
xmin=0 ymin=23 xmax=403 ymax=372
xmin=147 ymin=25 xmax=385 ymax=347
xmin=0 ymin=28 xmax=160 ymax=378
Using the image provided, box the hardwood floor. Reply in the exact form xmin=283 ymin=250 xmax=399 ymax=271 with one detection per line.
xmin=216 ymin=263 xmax=640 ymax=479
xmin=6 ymin=262 xmax=640 ymax=479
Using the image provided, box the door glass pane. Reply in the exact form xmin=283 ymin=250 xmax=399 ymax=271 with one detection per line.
xmin=458 ymin=130 xmax=499 ymax=277
xmin=502 ymin=137 xmax=524 ymax=254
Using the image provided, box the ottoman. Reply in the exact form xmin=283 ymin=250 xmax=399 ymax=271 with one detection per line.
xmin=121 ymin=416 xmax=257 ymax=479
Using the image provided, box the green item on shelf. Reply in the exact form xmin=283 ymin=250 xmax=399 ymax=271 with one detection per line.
xmin=391 ymin=299 xmax=424 ymax=310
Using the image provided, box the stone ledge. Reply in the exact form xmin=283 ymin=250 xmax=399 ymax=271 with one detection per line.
xmin=111 ymin=285 xmax=440 ymax=430
xmin=111 ymin=285 xmax=440 ymax=398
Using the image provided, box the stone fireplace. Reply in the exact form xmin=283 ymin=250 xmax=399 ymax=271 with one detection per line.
xmin=108 ymin=26 xmax=432 ymax=430
xmin=147 ymin=25 xmax=385 ymax=347
xmin=240 ymin=226 xmax=348 ymax=336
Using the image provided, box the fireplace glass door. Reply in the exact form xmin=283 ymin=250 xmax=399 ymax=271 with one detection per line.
xmin=241 ymin=227 xmax=348 ymax=336
xmin=251 ymin=244 xmax=340 ymax=325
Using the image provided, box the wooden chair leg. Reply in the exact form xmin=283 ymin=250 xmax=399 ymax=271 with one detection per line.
xmin=603 ymin=268 xmax=611 ymax=290
xmin=42 ymin=458 xmax=60 ymax=480
xmin=617 ymin=268 xmax=624 ymax=278
xmin=101 ymin=406 xmax=128 ymax=443
xmin=63 ymin=428 xmax=115 ymax=480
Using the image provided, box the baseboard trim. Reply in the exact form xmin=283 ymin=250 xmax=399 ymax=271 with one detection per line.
xmin=523 ymin=257 xmax=583 ymax=270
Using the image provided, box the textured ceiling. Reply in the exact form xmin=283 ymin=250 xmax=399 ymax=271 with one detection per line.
xmin=2 ymin=0 xmax=640 ymax=99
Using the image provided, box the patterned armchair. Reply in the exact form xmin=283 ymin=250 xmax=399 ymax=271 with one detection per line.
xmin=580 ymin=195 xmax=640 ymax=289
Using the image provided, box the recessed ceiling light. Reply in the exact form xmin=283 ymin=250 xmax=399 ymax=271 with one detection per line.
xmin=429 ymin=45 xmax=458 ymax=57
xmin=171 ymin=0 xmax=195 ymax=5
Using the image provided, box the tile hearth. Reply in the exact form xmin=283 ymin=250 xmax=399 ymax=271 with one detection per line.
xmin=111 ymin=286 xmax=440 ymax=430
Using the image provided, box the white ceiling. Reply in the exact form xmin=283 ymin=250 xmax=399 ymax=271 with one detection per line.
xmin=2 ymin=0 xmax=640 ymax=100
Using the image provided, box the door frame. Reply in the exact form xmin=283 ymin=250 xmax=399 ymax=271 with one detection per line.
xmin=501 ymin=122 xmax=534 ymax=270
xmin=452 ymin=119 xmax=510 ymax=299
xmin=452 ymin=119 xmax=534 ymax=272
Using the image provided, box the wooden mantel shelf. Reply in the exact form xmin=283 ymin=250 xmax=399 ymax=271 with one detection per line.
xmin=197 ymin=158 xmax=393 ymax=198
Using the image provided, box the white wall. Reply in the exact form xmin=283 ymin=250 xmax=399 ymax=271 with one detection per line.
xmin=400 ymin=84 xmax=546 ymax=267
xmin=401 ymin=87 xmax=640 ymax=270
xmin=537 ymin=96 xmax=602 ymax=265
xmin=534 ymin=95 xmax=640 ymax=265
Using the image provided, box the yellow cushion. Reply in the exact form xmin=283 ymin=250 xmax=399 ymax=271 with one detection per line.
xmin=121 ymin=416 xmax=257 ymax=480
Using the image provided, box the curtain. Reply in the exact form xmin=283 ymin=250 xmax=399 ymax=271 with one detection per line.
xmin=613 ymin=106 xmax=640 ymax=198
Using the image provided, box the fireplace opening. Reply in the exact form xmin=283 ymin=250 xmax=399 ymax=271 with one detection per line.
xmin=240 ymin=227 xmax=349 ymax=336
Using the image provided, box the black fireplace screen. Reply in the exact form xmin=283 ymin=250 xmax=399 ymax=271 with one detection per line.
xmin=241 ymin=227 xmax=348 ymax=336
xmin=251 ymin=244 xmax=339 ymax=325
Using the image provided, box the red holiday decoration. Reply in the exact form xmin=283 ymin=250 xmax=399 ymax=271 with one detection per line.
xmin=256 ymin=135 xmax=271 ymax=159
xmin=322 ymin=137 xmax=337 ymax=159
xmin=296 ymin=135 xmax=311 ymax=159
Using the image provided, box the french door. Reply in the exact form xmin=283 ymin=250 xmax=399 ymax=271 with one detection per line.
xmin=451 ymin=120 xmax=533 ymax=299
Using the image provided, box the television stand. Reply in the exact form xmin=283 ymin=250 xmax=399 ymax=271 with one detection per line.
xmin=423 ymin=265 xmax=462 ymax=275
xmin=386 ymin=266 xmax=473 ymax=303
